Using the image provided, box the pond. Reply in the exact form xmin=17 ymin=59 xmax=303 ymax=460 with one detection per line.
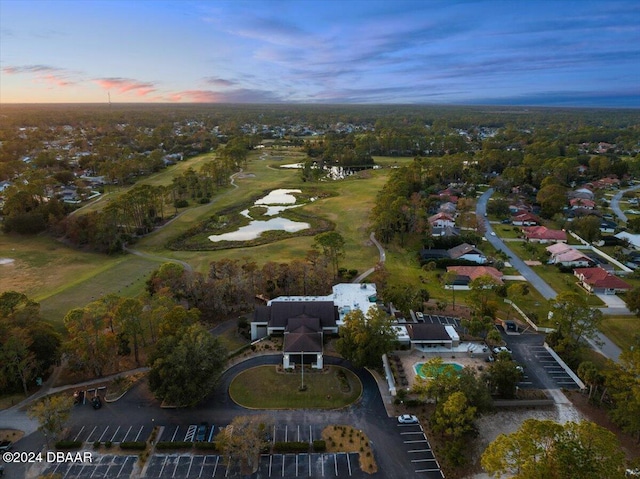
xmin=208 ymin=188 xmax=310 ymax=242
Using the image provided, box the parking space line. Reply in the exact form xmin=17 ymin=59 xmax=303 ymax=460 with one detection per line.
xmin=186 ymin=455 xmax=194 ymax=478
xmin=225 ymin=455 xmax=231 ymax=476
xmin=134 ymin=425 xmax=145 ymax=442
xmin=62 ymin=464 xmax=71 ymax=479
xmin=404 ymin=439 xmax=429 ymax=444
xmin=86 ymin=426 xmax=98 ymax=442
xmin=321 ymin=453 xmax=324 ymax=476
xmin=159 ymin=455 xmax=168 ymax=477
xmin=171 ymin=426 xmax=179 ymax=442
xmin=110 ymin=425 xmax=120 ymax=442
xmin=77 ymin=462 xmax=88 ymax=478
xmin=408 ymin=449 xmax=432 ymax=453
xmin=334 ymin=453 xmax=338 ymax=476
xmin=346 ymin=453 xmax=352 ymax=476
xmin=400 ymin=431 xmax=425 ymax=435
xmin=208 ymin=426 xmax=215 ymax=443
xmin=308 ymin=453 xmax=312 ymax=477
xmin=198 ymin=455 xmax=205 ymax=478
xmin=90 ymin=455 xmax=101 ymax=478
xmin=282 ymin=453 xmax=285 ymax=477
xmin=122 ymin=425 xmax=132 ymax=442
xmin=98 ymin=426 xmax=110 ymax=442
xmin=73 ymin=426 xmax=85 ymax=442
xmin=296 ymin=454 xmax=299 ymax=476
xmin=285 ymin=425 xmax=288 ymax=442
xmin=269 ymin=454 xmax=273 ymax=477
xmin=172 ymin=455 xmax=180 ymax=478
xmin=213 ymin=455 xmax=219 ymax=478
xmin=415 ymin=468 xmax=442 ymax=473
xmin=297 ymin=425 xmax=300 ymax=442
xmin=309 ymin=425 xmax=313 ymax=443
xmin=412 ymin=458 xmax=438 ymax=463
xmin=120 ymin=456 xmax=132 ymax=478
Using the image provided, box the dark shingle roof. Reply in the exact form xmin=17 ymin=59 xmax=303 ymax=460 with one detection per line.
xmin=284 ymin=332 xmax=323 ymax=353
xmin=406 ymin=323 xmax=451 ymax=341
xmin=266 ymin=301 xmax=337 ymax=329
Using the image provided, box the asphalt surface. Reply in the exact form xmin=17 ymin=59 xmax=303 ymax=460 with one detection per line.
xmin=609 ymin=183 xmax=640 ymax=223
xmin=476 ymin=189 xmax=557 ymax=300
xmin=7 ymin=355 xmax=442 ymax=479
xmin=477 ymin=188 xmax=623 ymax=362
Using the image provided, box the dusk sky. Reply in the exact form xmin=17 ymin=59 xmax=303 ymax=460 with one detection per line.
xmin=1 ymin=0 xmax=639 ymax=106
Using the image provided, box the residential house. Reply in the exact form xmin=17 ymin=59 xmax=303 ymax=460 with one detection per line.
xmin=512 ymin=212 xmax=540 ymax=226
xmin=615 ymin=231 xmax=640 ymax=249
xmin=446 ymin=265 xmax=504 ymax=289
xmin=431 ymin=225 xmax=460 ymax=238
xmin=438 ymin=202 xmax=457 ymax=215
xmin=447 ymin=243 xmax=488 ymax=264
xmin=429 ymin=212 xmax=455 ymax=229
xmin=570 ymin=187 xmax=595 ymax=200
xmin=546 ymin=244 xmax=593 ymax=267
xmin=569 ymin=198 xmax=596 ymax=210
xmin=522 ymin=226 xmax=567 ymax=244
xmin=599 ymin=220 xmax=618 ymax=234
xmin=573 ymin=267 xmax=631 ymax=295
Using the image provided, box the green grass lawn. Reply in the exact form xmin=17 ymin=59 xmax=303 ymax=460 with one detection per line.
xmin=38 ymin=255 xmax=161 ymax=328
xmin=229 ymin=365 xmax=362 ymax=409
xmin=600 ymin=316 xmax=640 ymax=352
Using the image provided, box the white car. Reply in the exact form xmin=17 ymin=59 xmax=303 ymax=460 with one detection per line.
xmin=397 ymin=414 xmax=418 ymax=424
xmin=490 ymin=232 xmax=496 ymax=236
xmin=492 ymin=346 xmax=512 ymax=355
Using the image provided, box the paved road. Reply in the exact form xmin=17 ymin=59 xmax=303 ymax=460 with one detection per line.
xmin=7 ymin=356 xmax=437 ymax=479
xmin=477 ymin=189 xmax=622 ymax=362
xmin=609 ymin=183 xmax=640 ymax=223
xmin=477 ymin=189 xmax=556 ymax=300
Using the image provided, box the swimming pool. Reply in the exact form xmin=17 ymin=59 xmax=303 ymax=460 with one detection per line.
xmin=414 ymin=362 xmax=463 ymax=379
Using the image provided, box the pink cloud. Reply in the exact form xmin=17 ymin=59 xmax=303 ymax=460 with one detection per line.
xmin=39 ymin=74 xmax=75 ymax=87
xmin=94 ymin=77 xmax=156 ymax=96
xmin=166 ymin=90 xmax=223 ymax=102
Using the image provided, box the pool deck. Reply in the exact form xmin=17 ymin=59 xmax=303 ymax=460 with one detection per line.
xmin=392 ymin=348 xmax=489 ymax=391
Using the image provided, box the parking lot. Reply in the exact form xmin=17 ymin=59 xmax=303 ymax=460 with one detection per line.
xmin=41 ymin=454 xmax=138 ymax=479
xmin=396 ymin=422 xmax=444 ymax=479
xmin=66 ymin=424 xmax=152 ymax=443
xmin=143 ymin=452 xmax=365 ymax=478
xmin=529 ymin=345 xmax=581 ymax=389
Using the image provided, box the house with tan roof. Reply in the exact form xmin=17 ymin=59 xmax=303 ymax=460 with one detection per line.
xmin=429 ymin=212 xmax=455 ymax=228
xmin=446 ymin=265 xmax=503 ymax=289
xmin=447 ymin=243 xmax=487 ymax=264
xmin=546 ymin=244 xmax=593 ymax=267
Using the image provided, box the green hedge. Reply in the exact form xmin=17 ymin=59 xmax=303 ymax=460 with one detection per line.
xmin=54 ymin=440 xmax=82 ymax=449
xmin=156 ymin=441 xmax=194 ymax=450
xmin=312 ymin=440 xmax=326 ymax=452
xmin=273 ymin=441 xmax=310 ymax=453
xmin=119 ymin=441 xmax=147 ymax=450
xmin=194 ymin=442 xmax=218 ymax=451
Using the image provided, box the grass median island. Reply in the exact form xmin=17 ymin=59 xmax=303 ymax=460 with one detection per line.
xmin=229 ymin=365 xmax=362 ymax=409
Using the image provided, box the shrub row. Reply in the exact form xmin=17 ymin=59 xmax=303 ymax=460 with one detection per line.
xmin=54 ymin=441 xmax=82 ymax=450
xmin=273 ymin=441 xmax=310 ymax=453
xmin=194 ymin=442 xmax=219 ymax=451
xmin=156 ymin=441 xmax=193 ymax=450
xmin=312 ymin=440 xmax=326 ymax=452
xmin=120 ymin=441 xmax=147 ymax=450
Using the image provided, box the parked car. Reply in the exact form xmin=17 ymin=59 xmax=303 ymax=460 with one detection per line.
xmin=397 ymin=414 xmax=419 ymax=424
xmin=91 ymin=396 xmax=102 ymax=410
xmin=0 ymin=440 xmax=12 ymax=452
xmin=415 ymin=311 xmax=424 ymax=322
xmin=196 ymin=422 xmax=208 ymax=442
xmin=492 ymin=346 xmax=512 ymax=355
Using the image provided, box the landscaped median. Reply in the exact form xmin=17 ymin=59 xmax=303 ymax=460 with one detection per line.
xmin=229 ymin=365 xmax=362 ymax=409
